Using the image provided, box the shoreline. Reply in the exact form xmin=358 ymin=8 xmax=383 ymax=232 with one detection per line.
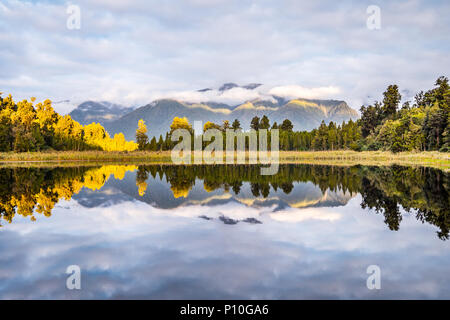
xmin=0 ymin=150 xmax=448 ymax=170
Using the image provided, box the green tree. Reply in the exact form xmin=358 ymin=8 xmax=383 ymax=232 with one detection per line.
xmin=157 ymin=135 xmax=164 ymax=151
xmin=382 ymin=84 xmax=401 ymax=119
xmin=250 ymin=116 xmax=260 ymax=131
xmin=280 ymin=119 xmax=293 ymax=132
xmin=149 ymin=136 xmax=157 ymax=151
xmin=312 ymin=121 xmax=328 ymax=150
xmin=259 ymin=115 xmax=270 ymax=130
xmin=328 ymin=121 xmax=337 ymax=150
xmin=232 ymin=119 xmax=241 ymax=131
xmin=359 ymin=102 xmax=383 ymax=138
xmin=424 ymin=104 xmax=446 ymax=150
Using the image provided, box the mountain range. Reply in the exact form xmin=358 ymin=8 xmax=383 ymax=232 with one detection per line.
xmin=68 ymin=83 xmax=359 ymax=140
xmin=69 ymin=101 xmax=135 ymax=126
xmin=73 ymin=169 xmax=355 ymax=213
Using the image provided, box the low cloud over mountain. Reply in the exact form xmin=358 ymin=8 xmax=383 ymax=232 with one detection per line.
xmin=76 ymin=82 xmax=359 ymax=140
xmin=69 ymin=101 xmax=135 ymax=126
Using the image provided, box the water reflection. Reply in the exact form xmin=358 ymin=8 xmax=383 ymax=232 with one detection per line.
xmin=1 ymin=164 xmax=449 ymax=299
xmin=1 ymin=165 xmax=448 ymax=240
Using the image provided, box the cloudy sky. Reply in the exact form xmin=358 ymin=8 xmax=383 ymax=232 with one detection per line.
xmin=0 ymin=0 xmax=449 ymax=113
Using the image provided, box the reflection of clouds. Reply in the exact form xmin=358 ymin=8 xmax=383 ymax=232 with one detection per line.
xmin=0 ymin=195 xmax=449 ymax=299
xmin=270 ymin=208 xmax=341 ymax=223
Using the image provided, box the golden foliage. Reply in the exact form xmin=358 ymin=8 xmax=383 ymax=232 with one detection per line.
xmin=0 ymin=93 xmax=138 ymax=152
xmin=0 ymin=165 xmax=139 ymax=225
xmin=170 ymin=116 xmax=192 ymax=132
xmin=170 ymin=185 xmax=191 ymax=198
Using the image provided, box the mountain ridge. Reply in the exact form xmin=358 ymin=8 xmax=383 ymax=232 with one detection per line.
xmin=105 ymin=97 xmax=358 ymax=140
xmin=67 ymin=82 xmax=359 ymax=140
xmin=69 ymin=101 xmax=135 ymax=127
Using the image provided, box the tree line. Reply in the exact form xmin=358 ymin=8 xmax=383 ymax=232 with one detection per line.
xmin=1 ymin=164 xmax=448 ymax=239
xmin=359 ymin=76 xmax=449 ymax=152
xmin=0 ymin=94 xmax=137 ymax=152
xmin=1 ymin=76 xmax=447 ymax=153
xmin=136 ymin=76 xmax=449 ymax=153
xmin=136 ymin=113 xmax=361 ymax=152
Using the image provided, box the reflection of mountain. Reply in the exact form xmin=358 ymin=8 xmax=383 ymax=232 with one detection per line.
xmin=229 ymin=183 xmax=354 ymax=210
xmin=199 ymin=215 xmax=263 ymax=225
xmin=78 ymin=170 xmax=355 ymax=211
xmin=71 ymin=169 xmax=355 ymax=226
xmin=73 ymin=186 xmax=136 ymax=208
xmin=1 ymin=165 xmax=448 ymax=239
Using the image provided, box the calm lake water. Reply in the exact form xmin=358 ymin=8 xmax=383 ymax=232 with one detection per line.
xmin=0 ymin=164 xmax=448 ymax=299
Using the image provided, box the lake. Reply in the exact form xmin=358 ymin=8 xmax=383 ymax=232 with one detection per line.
xmin=0 ymin=164 xmax=448 ymax=299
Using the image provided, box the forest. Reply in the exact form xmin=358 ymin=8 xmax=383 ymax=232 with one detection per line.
xmin=0 ymin=94 xmax=137 ymax=152
xmin=136 ymin=76 xmax=449 ymax=153
xmin=1 ymin=76 xmax=448 ymax=154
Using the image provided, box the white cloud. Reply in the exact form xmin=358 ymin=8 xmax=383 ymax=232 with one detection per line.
xmin=146 ymin=84 xmax=342 ymax=106
xmin=0 ymin=0 xmax=449 ymax=113
xmin=269 ymin=85 xmax=341 ymax=100
xmin=152 ymin=86 xmax=274 ymax=105
xmin=269 ymin=207 xmax=341 ymax=223
xmin=2 ymin=193 xmax=449 ymax=299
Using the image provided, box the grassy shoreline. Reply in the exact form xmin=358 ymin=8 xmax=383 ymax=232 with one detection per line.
xmin=0 ymin=150 xmax=448 ymax=170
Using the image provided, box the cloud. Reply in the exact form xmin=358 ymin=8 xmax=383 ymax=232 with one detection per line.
xmin=269 ymin=85 xmax=341 ymax=100
xmin=148 ymin=84 xmax=343 ymax=106
xmin=151 ymin=85 xmax=272 ymax=105
xmin=1 ymin=193 xmax=450 ymax=299
xmin=153 ymin=86 xmax=266 ymax=105
xmin=0 ymin=0 xmax=449 ymax=113
xmin=269 ymin=207 xmax=341 ymax=222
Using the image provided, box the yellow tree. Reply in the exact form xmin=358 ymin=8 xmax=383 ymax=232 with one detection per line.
xmin=83 ymin=122 xmax=108 ymax=149
xmin=11 ymin=99 xmax=44 ymax=151
xmin=108 ymin=133 xmax=137 ymax=151
xmin=54 ymin=115 xmax=76 ymax=150
xmin=136 ymin=167 xmax=148 ymax=196
xmin=170 ymin=117 xmax=192 ymax=133
xmin=203 ymin=121 xmax=221 ymax=132
xmin=35 ymin=99 xmax=58 ymax=147
xmin=222 ymin=120 xmax=230 ymax=130
xmin=0 ymin=93 xmax=15 ymax=151
xmin=71 ymin=120 xmax=84 ymax=151
xmin=135 ymin=119 xmax=149 ymax=150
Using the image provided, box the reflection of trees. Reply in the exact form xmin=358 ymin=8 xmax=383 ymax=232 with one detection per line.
xmin=1 ymin=164 xmax=448 ymax=240
xmin=359 ymin=166 xmax=449 ymax=240
xmin=136 ymin=164 xmax=362 ymax=198
xmin=136 ymin=164 xmax=449 ymax=240
xmin=231 ymin=181 xmax=242 ymax=195
xmin=0 ymin=165 xmax=137 ymax=226
xmin=361 ymin=177 xmax=402 ymax=230
xmin=280 ymin=183 xmax=294 ymax=194
xmin=136 ymin=167 xmax=148 ymax=196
